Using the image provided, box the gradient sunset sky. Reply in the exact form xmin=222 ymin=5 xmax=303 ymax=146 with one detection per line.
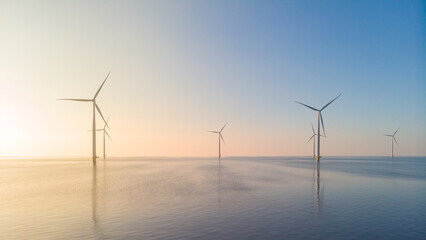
xmin=1 ymin=0 xmax=425 ymax=157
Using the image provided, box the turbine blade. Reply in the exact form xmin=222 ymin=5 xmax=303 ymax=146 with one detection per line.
xmin=57 ymin=98 xmax=91 ymax=102
xmin=307 ymin=134 xmax=315 ymax=143
xmin=104 ymin=117 xmax=110 ymax=130
xmin=384 ymin=134 xmax=393 ymax=137
xmin=94 ymin=71 xmax=110 ymax=99
xmin=220 ymin=133 xmax=225 ymax=144
xmin=95 ymin=103 xmax=106 ymax=123
xmin=105 ymin=131 xmax=112 ymax=140
xmin=220 ymin=122 xmax=228 ymax=133
xmin=393 ymin=127 xmax=400 ymax=136
xmin=208 ymin=131 xmax=219 ymax=133
xmin=321 ymin=93 xmax=341 ymax=111
xmin=393 ymin=137 xmax=398 ymax=145
xmin=320 ymin=113 xmax=326 ymax=136
xmin=311 ymin=122 xmax=315 ymax=134
xmin=294 ymin=101 xmax=319 ymax=111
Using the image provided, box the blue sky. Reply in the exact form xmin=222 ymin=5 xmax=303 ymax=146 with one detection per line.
xmin=0 ymin=0 xmax=424 ymax=156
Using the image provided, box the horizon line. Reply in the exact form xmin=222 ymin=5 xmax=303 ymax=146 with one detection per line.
xmin=1 ymin=155 xmax=425 ymax=160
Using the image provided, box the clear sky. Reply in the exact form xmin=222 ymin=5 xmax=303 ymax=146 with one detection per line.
xmin=0 ymin=0 xmax=425 ymax=157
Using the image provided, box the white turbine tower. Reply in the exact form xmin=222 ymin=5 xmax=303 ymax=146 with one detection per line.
xmin=307 ymin=123 xmax=325 ymax=159
xmin=209 ymin=122 xmax=227 ymax=159
xmin=96 ymin=117 xmax=111 ymax=159
xmin=58 ymin=72 xmax=110 ymax=164
xmin=296 ymin=94 xmax=341 ymax=161
xmin=384 ymin=127 xmax=399 ymax=158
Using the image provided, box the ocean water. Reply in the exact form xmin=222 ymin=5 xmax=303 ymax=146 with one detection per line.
xmin=0 ymin=156 xmax=425 ymax=239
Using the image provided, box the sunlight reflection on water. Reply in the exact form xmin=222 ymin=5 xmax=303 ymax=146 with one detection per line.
xmin=0 ymin=157 xmax=425 ymax=239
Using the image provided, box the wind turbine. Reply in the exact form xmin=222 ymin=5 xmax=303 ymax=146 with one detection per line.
xmin=58 ymin=72 xmax=110 ymax=164
xmin=296 ymin=94 xmax=341 ymax=161
xmin=384 ymin=127 xmax=399 ymax=158
xmin=96 ymin=117 xmax=111 ymax=159
xmin=209 ymin=122 xmax=227 ymax=159
xmin=307 ymin=123 xmax=325 ymax=159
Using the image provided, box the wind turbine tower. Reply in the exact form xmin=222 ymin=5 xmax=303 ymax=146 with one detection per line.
xmin=96 ymin=117 xmax=111 ymax=159
xmin=307 ymin=123 xmax=325 ymax=159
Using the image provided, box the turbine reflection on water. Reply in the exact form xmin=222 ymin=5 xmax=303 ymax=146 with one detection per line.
xmin=0 ymin=157 xmax=425 ymax=239
xmin=314 ymin=161 xmax=323 ymax=217
xmin=92 ymin=164 xmax=105 ymax=240
xmin=218 ymin=160 xmax=221 ymax=204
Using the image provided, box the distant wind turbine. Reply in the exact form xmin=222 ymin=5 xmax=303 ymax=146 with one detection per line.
xmin=384 ymin=127 xmax=399 ymax=158
xmin=96 ymin=117 xmax=111 ymax=159
xmin=307 ymin=123 xmax=325 ymax=159
xmin=296 ymin=94 xmax=341 ymax=161
xmin=209 ymin=122 xmax=227 ymax=159
xmin=58 ymin=72 xmax=110 ymax=164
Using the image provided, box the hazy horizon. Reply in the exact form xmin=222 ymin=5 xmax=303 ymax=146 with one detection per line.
xmin=1 ymin=155 xmax=425 ymax=160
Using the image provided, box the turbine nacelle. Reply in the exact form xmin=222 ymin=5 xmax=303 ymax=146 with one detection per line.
xmin=95 ymin=118 xmax=112 ymax=141
xmin=208 ymin=122 xmax=227 ymax=144
xmin=295 ymin=94 xmax=341 ymax=137
xmin=307 ymin=122 xmax=326 ymax=143
xmin=57 ymin=72 xmax=110 ymax=125
xmin=384 ymin=127 xmax=399 ymax=145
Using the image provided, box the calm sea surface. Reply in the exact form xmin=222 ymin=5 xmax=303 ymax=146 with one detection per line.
xmin=0 ymin=157 xmax=425 ymax=239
